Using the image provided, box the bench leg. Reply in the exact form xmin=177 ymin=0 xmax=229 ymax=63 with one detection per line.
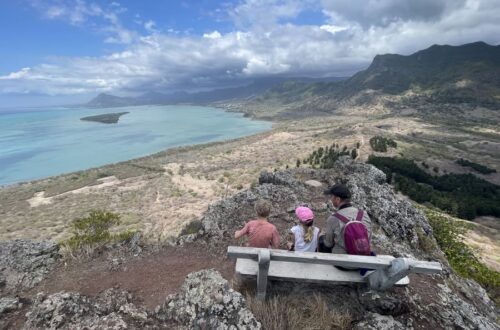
xmin=368 ymin=258 xmax=412 ymax=290
xmin=257 ymin=249 xmax=270 ymax=300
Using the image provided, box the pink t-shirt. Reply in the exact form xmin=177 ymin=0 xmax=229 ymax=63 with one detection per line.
xmin=240 ymin=220 xmax=280 ymax=249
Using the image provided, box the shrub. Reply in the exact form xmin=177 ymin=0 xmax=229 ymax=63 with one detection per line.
xmin=369 ymin=136 xmax=397 ymax=152
xmin=62 ymin=210 xmax=135 ymax=252
xmin=305 ymin=145 xmax=350 ymax=169
xmin=456 ymin=158 xmax=496 ymax=174
xmin=180 ymin=219 xmax=203 ymax=236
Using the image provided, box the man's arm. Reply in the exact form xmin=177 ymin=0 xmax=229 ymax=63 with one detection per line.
xmin=323 ymin=215 xmax=335 ymax=248
xmin=363 ymin=213 xmax=372 ymax=240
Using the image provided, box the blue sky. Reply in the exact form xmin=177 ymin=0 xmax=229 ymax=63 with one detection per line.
xmin=1 ymin=0 xmax=499 ymax=107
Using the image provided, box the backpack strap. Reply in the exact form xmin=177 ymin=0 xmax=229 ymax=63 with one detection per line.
xmin=333 ymin=212 xmax=350 ymax=224
xmin=334 ymin=210 xmax=364 ymax=224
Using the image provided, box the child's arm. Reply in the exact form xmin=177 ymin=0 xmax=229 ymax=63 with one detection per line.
xmin=286 ymin=231 xmax=295 ymax=250
xmin=271 ymin=228 xmax=281 ymax=249
xmin=234 ymin=223 xmax=249 ymax=240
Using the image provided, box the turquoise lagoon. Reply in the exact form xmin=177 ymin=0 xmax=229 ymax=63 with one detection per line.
xmin=0 ymin=105 xmax=271 ymax=186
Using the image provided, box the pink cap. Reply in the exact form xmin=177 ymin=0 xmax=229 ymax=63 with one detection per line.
xmin=295 ymin=206 xmax=314 ymax=224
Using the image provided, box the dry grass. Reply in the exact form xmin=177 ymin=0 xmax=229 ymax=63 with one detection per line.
xmin=246 ymin=293 xmax=352 ymax=330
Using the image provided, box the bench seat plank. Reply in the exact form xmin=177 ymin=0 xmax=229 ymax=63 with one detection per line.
xmin=236 ymin=258 xmax=410 ymax=285
xmin=228 ymin=247 xmax=441 ymax=274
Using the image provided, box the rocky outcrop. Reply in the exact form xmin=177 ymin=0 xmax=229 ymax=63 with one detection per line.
xmin=24 ymin=289 xmax=152 ymax=330
xmin=190 ymin=157 xmax=499 ymax=329
xmin=198 ymin=157 xmax=434 ymax=257
xmin=0 ymin=296 xmax=21 ymax=315
xmin=0 ymin=240 xmax=60 ymax=293
xmin=156 ymin=269 xmax=261 ymax=329
xmin=23 ymin=270 xmax=260 ymax=330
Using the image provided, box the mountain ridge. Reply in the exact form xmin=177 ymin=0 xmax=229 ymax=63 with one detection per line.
xmin=85 ymin=76 xmax=347 ymax=108
xmin=246 ymin=41 xmax=500 ymax=117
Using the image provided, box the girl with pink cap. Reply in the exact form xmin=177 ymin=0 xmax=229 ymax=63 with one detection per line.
xmin=287 ymin=206 xmax=320 ymax=252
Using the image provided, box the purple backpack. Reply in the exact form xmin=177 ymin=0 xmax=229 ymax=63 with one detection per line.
xmin=334 ymin=210 xmax=371 ymax=256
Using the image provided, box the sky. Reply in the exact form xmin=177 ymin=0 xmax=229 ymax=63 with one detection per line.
xmin=1 ymin=0 xmax=499 ymax=107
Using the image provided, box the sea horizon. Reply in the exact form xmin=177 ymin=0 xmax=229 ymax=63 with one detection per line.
xmin=0 ymin=104 xmax=271 ymax=187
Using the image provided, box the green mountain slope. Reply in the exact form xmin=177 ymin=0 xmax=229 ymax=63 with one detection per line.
xmin=256 ymin=41 xmax=500 ymax=113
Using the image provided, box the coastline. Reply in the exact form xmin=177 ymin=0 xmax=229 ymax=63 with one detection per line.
xmin=0 ymin=104 xmax=272 ymax=188
xmin=0 ymin=122 xmax=277 ymax=190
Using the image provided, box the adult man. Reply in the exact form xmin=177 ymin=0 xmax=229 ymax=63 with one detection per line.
xmin=320 ymin=184 xmax=372 ymax=254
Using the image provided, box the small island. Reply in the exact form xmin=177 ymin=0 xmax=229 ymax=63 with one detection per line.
xmin=80 ymin=112 xmax=130 ymax=124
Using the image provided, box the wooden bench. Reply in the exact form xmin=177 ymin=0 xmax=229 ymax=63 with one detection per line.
xmin=228 ymin=246 xmax=442 ymax=300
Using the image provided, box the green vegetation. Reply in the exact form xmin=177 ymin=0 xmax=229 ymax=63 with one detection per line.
xmin=368 ymin=156 xmax=500 ymax=220
xmin=80 ymin=112 xmax=129 ymax=124
xmin=62 ymin=210 xmax=136 ymax=251
xmin=304 ymin=144 xmax=350 ymax=169
xmin=180 ymin=219 xmax=203 ymax=236
xmin=369 ymin=136 xmax=397 ymax=152
xmin=456 ymin=158 xmax=497 ymax=174
xmin=424 ymin=207 xmax=500 ymax=302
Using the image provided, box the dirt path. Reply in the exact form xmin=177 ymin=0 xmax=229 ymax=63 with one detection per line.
xmin=28 ymin=243 xmax=234 ymax=310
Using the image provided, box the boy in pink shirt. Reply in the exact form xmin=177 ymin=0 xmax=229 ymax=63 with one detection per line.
xmin=234 ymin=199 xmax=280 ymax=249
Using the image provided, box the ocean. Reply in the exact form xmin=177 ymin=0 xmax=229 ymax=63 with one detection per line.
xmin=0 ymin=105 xmax=271 ymax=186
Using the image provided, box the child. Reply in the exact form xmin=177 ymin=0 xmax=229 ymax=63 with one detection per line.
xmin=234 ymin=199 xmax=280 ymax=249
xmin=287 ymin=206 xmax=320 ymax=252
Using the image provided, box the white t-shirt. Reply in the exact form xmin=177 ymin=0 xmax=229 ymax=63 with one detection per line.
xmin=290 ymin=225 xmax=320 ymax=252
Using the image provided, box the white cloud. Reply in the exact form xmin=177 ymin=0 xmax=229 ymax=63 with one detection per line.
xmin=2 ymin=0 xmax=500 ymax=98
xmin=144 ymin=20 xmax=156 ymax=33
xmin=320 ymin=24 xmax=347 ymax=34
xmin=203 ymin=31 xmax=222 ymax=39
xmin=30 ymin=0 xmax=136 ymax=44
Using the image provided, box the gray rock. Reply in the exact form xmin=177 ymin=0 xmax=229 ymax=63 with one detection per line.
xmin=258 ymin=170 xmax=305 ymax=193
xmin=353 ymin=312 xmax=407 ymax=330
xmin=304 ymin=179 xmax=323 ymax=188
xmin=23 ymin=289 xmax=151 ymax=330
xmin=0 ymin=296 xmax=21 ymax=315
xmin=0 ymin=240 xmax=60 ymax=293
xmin=156 ymin=269 xmax=261 ymax=329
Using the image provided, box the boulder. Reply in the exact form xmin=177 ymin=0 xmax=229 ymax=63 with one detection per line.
xmin=0 ymin=296 xmax=21 ymax=315
xmin=24 ymin=289 xmax=151 ymax=330
xmin=156 ymin=269 xmax=261 ymax=329
xmin=0 ymin=240 xmax=60 ymax=293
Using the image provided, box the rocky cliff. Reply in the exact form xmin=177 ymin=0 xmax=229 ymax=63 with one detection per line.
xmin=0 ymin=157 xmax=498 ymax=329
